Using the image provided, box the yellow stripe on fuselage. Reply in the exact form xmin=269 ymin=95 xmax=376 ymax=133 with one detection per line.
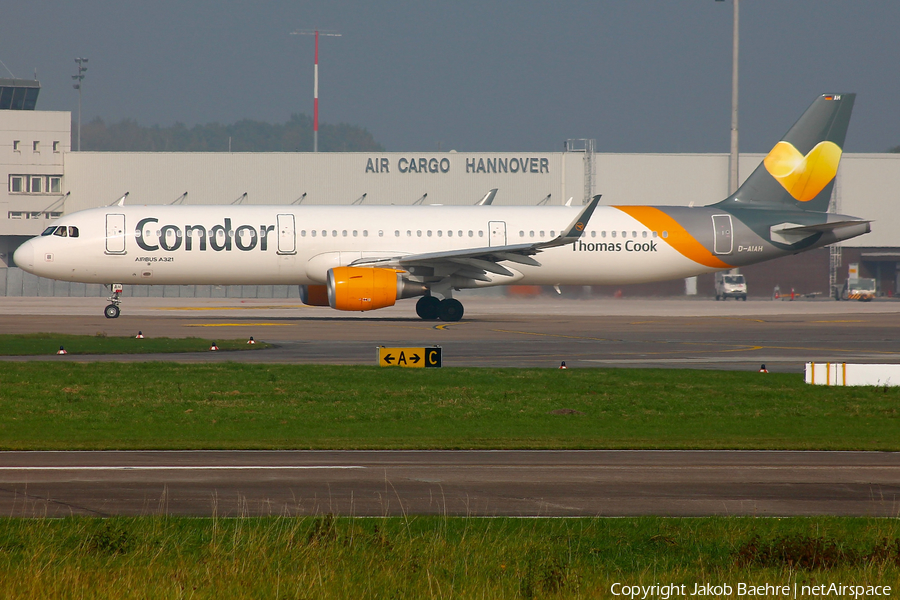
xmin=614 ymin=206 xmax=733 ymax=270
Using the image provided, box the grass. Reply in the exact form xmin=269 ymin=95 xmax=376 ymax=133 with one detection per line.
xmin=0 ymin=333 xmax=269 ymax=355
xmin=0 ymin=516 xmax=898 ymax=599
xmin=0 ymin=363 xmax=898 ymax=450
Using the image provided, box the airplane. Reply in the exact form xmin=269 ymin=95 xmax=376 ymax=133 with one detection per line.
xmin=13 ymin=93 xmax=869 ymax=321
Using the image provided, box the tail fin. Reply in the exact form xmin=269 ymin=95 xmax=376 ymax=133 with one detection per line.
xmin=715 ymin=93 xmax=855 ymax=212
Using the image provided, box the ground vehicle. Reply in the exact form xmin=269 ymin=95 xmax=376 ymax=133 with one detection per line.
xmin=840 ymin=278 xmax=876 ymax=301
xmin=715 ymin=272 xmax=747 ymax=301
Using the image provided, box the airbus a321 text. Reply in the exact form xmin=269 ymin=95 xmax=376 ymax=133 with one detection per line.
xmin=14 ymin=94 xmax=869 ymax=321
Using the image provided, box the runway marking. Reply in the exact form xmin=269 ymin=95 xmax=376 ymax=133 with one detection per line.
xmin=491 ymin=329 xmax=615 ymax=342
xmin=812 ymin=319 xmax=866 ymax=323
xmin=183 ymin=323 xmax=290 ymax=327
xmin=156 ymin=306 xmax=309 ymax=311
xmin=434 ymin=322 xmax=471 ymax=331
xmin=0 ymin=466 xmax=365 ymax=471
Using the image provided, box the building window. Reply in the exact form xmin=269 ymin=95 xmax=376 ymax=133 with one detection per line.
xmin=33 ymin=141 xmax=40 ymax=152
xmin=29 ymin=177 xmax=42 ymax=193
xmin=12 ymin=140 xmax=20 ymax=152
xmin=49 ymin=177 xmax=61 ymax=194
xmin=53 ymin=141 xmax=60 ymax=153
xmin=10 ymin=176 xmax=23 ymax=193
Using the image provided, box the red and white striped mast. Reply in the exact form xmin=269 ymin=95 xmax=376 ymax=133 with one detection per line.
xmin=291 ymin=29 xmax=341 ymax=153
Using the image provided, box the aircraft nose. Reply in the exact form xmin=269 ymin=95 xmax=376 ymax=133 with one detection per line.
xmin=12 ymin=239 xmax=35 ymax=272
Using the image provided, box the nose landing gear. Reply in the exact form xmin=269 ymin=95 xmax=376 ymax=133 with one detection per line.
xmin=104 ymin=284 xmax=123 ymax=318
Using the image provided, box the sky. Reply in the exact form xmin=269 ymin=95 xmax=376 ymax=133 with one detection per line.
xmin=2 ymin=1 xmax=898 ymax=153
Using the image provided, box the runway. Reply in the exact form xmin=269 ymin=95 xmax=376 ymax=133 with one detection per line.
xmin=1 ymin=450 xmax=898 ymax=517
xmin=1 ymin=296 xmax=899 ymax=372
xmin=2 ymin=297 xmax=899 ymax=517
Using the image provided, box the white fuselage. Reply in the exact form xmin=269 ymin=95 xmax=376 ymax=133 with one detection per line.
xmin=14 ymin=204 xmax=739 ymax=288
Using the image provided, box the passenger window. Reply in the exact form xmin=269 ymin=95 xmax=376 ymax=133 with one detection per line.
xmin=363 ymin=230 xmax=368 ymax=237
xmin=311 ymin=230 xmax=317 ymax=237
xmin=662 ymin=231 xmax=669 ymax=238
xmin=550 ymin=230 xmax=555 ymax=237
xmin=332 ymin=230 xmax=337 ymax=237
xmin=343 ymin=230 xmax=348 ymax=237
xmin=53 ymin=227 xmax=67 ymax=237
xmin=632 ymin=231 xmax=637 ymax=238
xmin=378 ymin=230 xmax=383 ymax=237
xmin=519 ymin=231 xmax=525 ymax=237
xmin=447 ymin=230 xmax=453 ymax=237
xmin=301 ymin=230 xmax=306 ymax=237
xmin=540 ymin=231 xmax=545 ymax=237
xmin=353 ymin=230 xmax=358 ymax=237
xmin=601 ymin=231 xmax=607 ymax=238
xmin=41 ymin=226 xmax=57 ymax=236
xmin=417 ymin=230 xmax=422 ymax=237
xmin=458 ymin=230 xmax=463 ymax=237
xmin=611 ymin=231 xmax=616 ymax=238
xmin=407 ymin=230 xmax=411 ymax=237
xmin=427 ymin=231 xmax=432 ymax=237
xmin=590 ymin=231 xmax=596 ymax=238
xmin=468 ymin=231 xmax=473 ymax=237
xmin=529 ymin=231 xmax=534 ymax=238
xmin=652 ymin=231 xmax=658 ymax=238
xmin=478 ymin=231 xmax=483 ymax=237
xmin=642 ymin=231 xmax=648 ymax=238
xmin=395 ymin=230 xmax=400 ymax=237
xmin=437 ymin=231 xmax=442 ymax=237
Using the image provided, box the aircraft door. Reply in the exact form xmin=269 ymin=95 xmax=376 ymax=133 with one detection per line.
xmin=712 ymin=214 xmax=733 ymax=255
xmin=105 ymin=213 xmax=127 ymax=255
xmin=488 ymin=221 xmax=507 ymax=247
xmin=276 ymin=214 xmax=296 ymax=255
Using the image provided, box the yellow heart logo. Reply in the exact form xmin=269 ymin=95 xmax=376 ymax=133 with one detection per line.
xmin=763 ymin=140 xmax=842 ymax=203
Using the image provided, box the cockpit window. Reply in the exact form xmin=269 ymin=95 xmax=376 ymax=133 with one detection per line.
xmin=68 ymin=226 xmax=79 ymax=238
xmin=53 ymin=227 xmax=68 ymax=237
xmin=41 ymin=226 xmax=57 ymax=236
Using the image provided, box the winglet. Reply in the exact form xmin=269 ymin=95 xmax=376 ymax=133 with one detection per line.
xmin=476 ymin=188 xmax=498 ymax=206
xmin=538 ymin=194 xmax=602 ymax=249
xmin=110 ymin=192 xmax=129 ymax=207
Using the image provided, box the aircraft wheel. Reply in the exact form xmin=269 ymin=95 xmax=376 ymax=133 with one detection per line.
xmin=438 ymin=298 xmax=464 ymax=322
xmin=715 ymin=294 xmax=721 ymax=301
xmin=104 ymin=304 xmax=121 ymax=319
xmin=741 ymin=295 xmax=747 ymax=301
xmin=416 ymin=296 xmax=441 ymax=320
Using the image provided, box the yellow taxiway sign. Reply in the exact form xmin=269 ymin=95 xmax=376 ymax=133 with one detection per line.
xmin=377 ymin=346 xmax=442 ymax=368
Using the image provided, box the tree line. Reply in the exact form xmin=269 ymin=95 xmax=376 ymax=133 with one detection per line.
xmin=74 ymin=114 xmax=384 ymax=152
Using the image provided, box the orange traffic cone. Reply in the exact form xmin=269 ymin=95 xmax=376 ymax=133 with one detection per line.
xmin=759 ymin=364 xmax=768 ymax=373
xmin=559 ymin=361 xmax=567 ymax=369
xmin=135 ymin=331 xmax=144 ymax=339
xmin=247 ymin=336 xmax=255 ymax=344
xmin=57 ymin=346 xmax=67 ymax=355
xmin=209 ymin=342 xmax=219 ymax=351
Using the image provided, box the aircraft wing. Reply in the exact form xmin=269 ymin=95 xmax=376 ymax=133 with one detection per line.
xmin=349 ymin=195 xmax=602 ymax=282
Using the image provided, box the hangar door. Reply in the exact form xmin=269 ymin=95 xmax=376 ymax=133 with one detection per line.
xmin=105 ymin=213 xmax=127 ymax=255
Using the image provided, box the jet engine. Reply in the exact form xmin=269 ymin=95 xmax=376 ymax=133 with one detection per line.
xmin=299 ymin=285 xmax=330 ymax=306
xmin=326 ymin=267 xmax=428 ymax=311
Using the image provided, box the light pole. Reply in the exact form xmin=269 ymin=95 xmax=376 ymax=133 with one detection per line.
xmin=291 ymin=30 xmax=341 ymax=152
xmin=72 ymin=58 xmax=88 ymax=151
xmin=716 ymin=0 xmax=739 ymax=194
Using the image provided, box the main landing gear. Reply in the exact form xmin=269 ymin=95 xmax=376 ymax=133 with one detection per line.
xmin=104 ymin=284 xmax=123 ymax=319
xmin=416 ymin=295 xmax=464 ymax=322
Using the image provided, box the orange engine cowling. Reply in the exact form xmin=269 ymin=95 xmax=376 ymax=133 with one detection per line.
xmin=299 ymin=285 xmax=329 ymax=306
xmin=327 ymin=267 xmax=427 ymax=311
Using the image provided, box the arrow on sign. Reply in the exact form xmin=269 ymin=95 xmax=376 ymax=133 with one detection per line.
xmin=383 ymin=353 xmax=395 ymax=364
xmin=410 ymin=354 xmax=421 ymax=364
